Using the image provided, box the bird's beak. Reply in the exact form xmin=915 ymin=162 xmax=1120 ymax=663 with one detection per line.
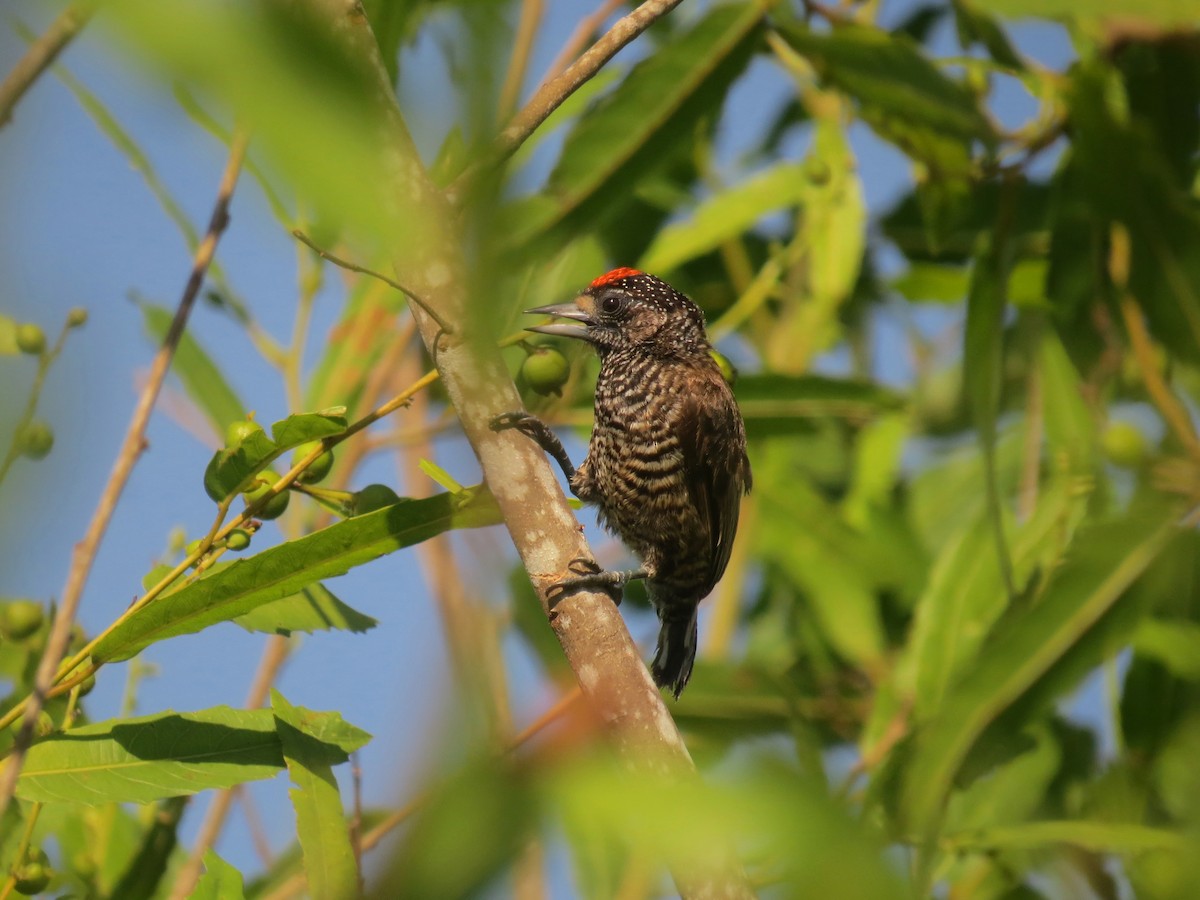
xmin=524 ymin=301 xmax=592 ymax=341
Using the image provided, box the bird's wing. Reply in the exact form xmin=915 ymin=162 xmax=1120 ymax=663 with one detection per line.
xmin=677 ymin=382 xmax=750 ymax=595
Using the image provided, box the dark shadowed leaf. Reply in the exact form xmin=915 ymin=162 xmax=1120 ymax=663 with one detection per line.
xmin=232 ymin=583 xmax=377 ymax=636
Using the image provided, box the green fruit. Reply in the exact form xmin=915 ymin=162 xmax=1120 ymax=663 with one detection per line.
xmin=75 ymin=660 xmax=96 ymax=697
xmin=2 ymin=600 xmax=45 ymax=640
xmin=15 ymin=323 xmax=46 ymax=355
xmin=185 ymin=538 xmax=205 ymax=558
xmin=803 ymin=156 xmax=831 ymax=185
xmin=708 ymin=348 xmax=737 ymax=386
xmin=352 ymin=483 xmax=401 ymax=516
xmin=294 ymin=441 xmax=334 ymax=484
xmin=30 ymin=711 xmax=55 ymax=737
xmin=225 ymin=418 xmax=265 ymax=448
xmin=521 ymin=347 xmax=570 ymax=396
xmin=17 ymin=420 xmax=54 ymax=459
xmin=226 ymin=528 xmax=251 ymax=551
xmin=1102 ymin=421 xmax=1149 ymax=469
xmin=67 ymin=307 xmax=88 ymax=328
xmin=13 ymin=848 xmax=52 ymax=895
xmin=245 ymin=470 xmax=291 ymax=520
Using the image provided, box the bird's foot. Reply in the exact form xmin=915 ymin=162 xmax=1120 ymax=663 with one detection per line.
xmin=547 ymin=560 xmax=648 ymax=609
xmin=489 ymin=411 xmax=534 ymax=434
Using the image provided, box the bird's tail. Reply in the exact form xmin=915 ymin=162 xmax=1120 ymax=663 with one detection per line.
xmin=651 ymin=606 xmax=698 ymax=699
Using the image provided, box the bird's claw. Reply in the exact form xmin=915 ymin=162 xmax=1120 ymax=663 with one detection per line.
xmin=489 ymin=411 xmax=532 ymax=433
xmin=546 ymin=558 xmax=623 ymax=609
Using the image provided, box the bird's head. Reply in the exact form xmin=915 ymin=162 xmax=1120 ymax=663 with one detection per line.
xmin=526 ymin=268 xmax=709 ymax=357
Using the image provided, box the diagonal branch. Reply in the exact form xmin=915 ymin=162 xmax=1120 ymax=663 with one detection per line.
xmin=313 ymin=1 xmax=751 ymax=896
xmin=0 ymin=132 xmax=249 ymax=819
xmin=449 ymin=0 xmax=685 ymax=197
xmin=0 ymin=1 xmax=97 ymax=128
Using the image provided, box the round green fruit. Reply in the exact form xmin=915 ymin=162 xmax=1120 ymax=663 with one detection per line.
xmin=521 ymin=347 xmax=570 ymax=396
xmin=245 ymin=470 xmax=291 ymax=520
xmin=13 ymin=848 xmax=52 ymax=895
xmin=1102 ymin=421 xmax=1149 ymax=469
xmin=352 ymin=483 xmax=401 ymax=516
xmin=225 ymin=418 xmax=265 ymax=448
xmin=2 ymin=600 xmax=45 ymax=640
xmin=17 ymin=420 xmax=54 ymax=459
xmin=226 ymin=528 xmax=251 ymax=551
xmin=15 ymin=323 xmax=46 ymax=355
xmin=293 ymin=441 xmax=334 ymax=484
xmin=75 ymin=660 xmax=96 ymax=697
xmin=67 ymin=307 xmax=89 ymax=328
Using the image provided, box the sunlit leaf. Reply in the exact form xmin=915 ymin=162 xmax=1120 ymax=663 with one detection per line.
xmin=193 ymin=851 xmax=246 ymax=900
xmin=232 ymin=583 xmax=377 ymax=636
xmin=93 ymin=487 xmax=501 ymax=662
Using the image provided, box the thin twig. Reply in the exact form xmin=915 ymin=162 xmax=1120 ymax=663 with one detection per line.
xmin=541 ymin=0 xmax=625 ymax=83
xmin=291 ymin=229 xmax=454 ymax=336
xmin=1110 ymin=224 xmax=1200 ymax=461
xmin=498 ymin=0 xmax=545 ymax=123
xmin=0 ymin=131 xmax=249 ymax=820
xmin=0 ymin=0 xmax=96 ymax=128
xmin=450 ymin=0 xmax=685 ymax=196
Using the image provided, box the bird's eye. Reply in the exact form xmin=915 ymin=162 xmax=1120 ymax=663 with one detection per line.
xmin=599 ymin=292 xmax=625 ymax=315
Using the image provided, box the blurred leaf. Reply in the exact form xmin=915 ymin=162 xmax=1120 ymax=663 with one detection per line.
xmin=948 ymin=820 xmax=1189 ymax=854
xmin=108 ymin=0 xmax=406 ymax=240
xmin=93 ymin=487 xmax=501 ymax=662
xmin=964 ymin=227 xmax=1016 ymax=598
xmin=193 ymin=851 xmax=245 ymax=900
xmin=987 ymin=0 xmax=1198 ymax=26
xmin=305 ymin=280 xmax=399 ymax=412
xmin=142 ymin=304 xmax=245 ymax=440
xmin=0 ymin=314 xmax=20 ymax=355
xmin=776 ymin=22 xmax=993 ymax=178
xmin=232 ymin=583 xmax=377 ymax=636
xmin=505 ymin=3 xmax=763 ymax=255
xmin=735 ymin=373 xmax=904 ymax=437
xmin=104 ymin=797 xmax=187 ymax=900
xmin=640 ymin=161 xmax=812 ymax=274
xmin=18 ymin=708 xmax=286 ymax=805
xmin=891 ymin=263 xmax=970 ymax=303
xmin=1132 ymin=618 xmax=1200 ymax=681
xmin=362 ymin=0 xmax=438 ymax=82
xmin=900 ymin=502 xmax=1180 ymax=846
xmin=272 ymin=690 xmax=362 ymax=900
xmin=944 ymin=723 xmax=1060 ymax=834
xmin=1039 ymin=329 xmax=1096 ymax=472
xmin=952 ymin=0 xmax=1025 ymax=70
xmin=378 ymin=756 xmax=536 ymax=898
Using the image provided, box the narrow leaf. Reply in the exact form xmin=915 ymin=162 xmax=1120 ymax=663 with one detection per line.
xmin=900 ymin=503 xmax=1180 ymax=848
xmin=639 ymin=162 xmax=812 ymax=274
xmin=232 ymin=583 xmax=377 ymax=636
xmin=948 ymin=820 xmax=1189 ymax=855
xmin=272 ymin=691 xmax=363 ymax=900
xmin=270 ymin=409 xmax=348 ymax=448
xmin=94 ymin=487 xmax=500 ymax=662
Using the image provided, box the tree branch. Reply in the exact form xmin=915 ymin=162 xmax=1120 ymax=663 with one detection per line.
xmin=311 ymin=1 xmax=751 ymax=895
xmin=0 ymin=1 xmax=96 ymax=128
xmin=0 ymin=132 xmax=248 ymax=819
xmin=449 ymin=0 xmax=686 ymax=198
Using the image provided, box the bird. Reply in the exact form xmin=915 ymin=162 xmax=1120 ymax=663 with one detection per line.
xmin=491 ymin=268 xmax=752 ymax=698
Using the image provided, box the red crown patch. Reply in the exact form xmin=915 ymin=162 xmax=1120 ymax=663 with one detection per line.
xmin=589 ymin=267 xmax=643 ymax=289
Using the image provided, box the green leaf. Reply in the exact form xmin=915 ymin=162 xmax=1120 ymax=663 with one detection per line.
xmin=270 ymin=409 xmax=348 ymax=448
xmin=639 ymin=162 xmax=813 ymax=274
xmin=232 ymin=583 xmax=377 ymax=636
xmin=891 ymin=263 xmax=970 ymax=304
xmin=203 ymin=429 xmax=279 ymax=501
xmin=986 ymin=0 xmax=1196 ymax=26
xmin=271 ymin=690 xmax=364 ymax=900
xmin=735 ymin=374 xmax=905 ymax=437
xmin=93 ymin=487 xmax=501 ymax=662
xmin=1039 ymin=329 xmax=1096 ymax=472
xmin=1132 ymin=618 xmax=1200 ymax=681
xmin=193 ymin=851 xmax=246 ymax=900
xmin=947 ymin=820 xmax=1189 ymax=854
xmin=900 ymin=502 xmax=1180 ymax=851
xmin=16 ymin=707 xmax=286 ymax=805
xmin=105 ymin=796 xmax=188 ymax=900
xmin=776 ymin=23 xmax=993 ymax=177
xmin=964 ymin=229 xmax=1015 ymax=599
xmin=505 ymin=3 xmax=763 ymax=254
xmin=142 ymin=305 xmax=246 ymax=439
